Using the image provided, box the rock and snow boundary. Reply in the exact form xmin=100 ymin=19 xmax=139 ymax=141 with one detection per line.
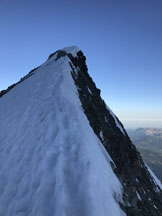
xmin=0 ymin=46 xmax=125 ymax=216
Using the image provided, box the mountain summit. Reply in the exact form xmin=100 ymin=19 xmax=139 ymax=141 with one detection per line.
xmin=0 ymin=46 xmax=162 ymax=216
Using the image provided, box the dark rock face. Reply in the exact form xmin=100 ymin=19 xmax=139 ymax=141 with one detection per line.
xmin=67 ymin=51 xmax=162 ymax=216
xmin=48 ymin=50 xmax=66 ymax=61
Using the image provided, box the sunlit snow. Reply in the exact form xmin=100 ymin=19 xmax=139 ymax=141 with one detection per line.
xmin=0 ymin=47 xmax=125 ymax=216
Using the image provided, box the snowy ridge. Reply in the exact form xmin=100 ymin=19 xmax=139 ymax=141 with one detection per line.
xmin=0 ymin=48 xmax=125 ymax=216
xmin=62 ymin=46 xmax=80 ymax=57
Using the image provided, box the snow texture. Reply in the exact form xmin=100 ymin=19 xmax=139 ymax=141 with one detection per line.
xmin=0 ymin=47 xmax=124 ymax=216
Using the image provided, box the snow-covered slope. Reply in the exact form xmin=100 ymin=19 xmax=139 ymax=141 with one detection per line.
xmin=0 ymin=47 xmax=125 ymax=216
xmin=1 ymin=46 xmax=162 ymax=216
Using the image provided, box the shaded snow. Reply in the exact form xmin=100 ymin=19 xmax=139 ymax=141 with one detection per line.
xmin=62 ymin=46 xmax=80 ymax=57
xmin=99 ymin=130 xmax=104 ymax=141
xmin=106 ymin=105 xmax=126 ymax=135
xmin=0 ymin=50 xmax=124 ymax=216
xmin=136 ymin=192 xmax=142 ymax=201
xmin=145 ymin=164 xmax=162 ymax=190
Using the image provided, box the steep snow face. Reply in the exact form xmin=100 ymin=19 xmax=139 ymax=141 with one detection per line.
xmin=0 ymin=48 xmax=124 ymax=216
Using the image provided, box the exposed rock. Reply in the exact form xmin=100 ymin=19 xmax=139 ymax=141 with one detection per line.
xmin=66 ymin=50 xmax=162 ymax=216
xmin=1 ymin=48 xmax=162 ymax=215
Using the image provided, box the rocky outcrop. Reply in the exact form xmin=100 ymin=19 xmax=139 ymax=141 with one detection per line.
xmin=65 ymin=50 xmax=162 ymax=216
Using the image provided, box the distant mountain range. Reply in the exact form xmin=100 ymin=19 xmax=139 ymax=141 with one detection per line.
xmin=127 ymin=128 xmax=162 ymax=180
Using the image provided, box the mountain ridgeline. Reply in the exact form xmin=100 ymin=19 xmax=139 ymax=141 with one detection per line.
xmin=0 ymin=47 xmax=162 ymax=216
xmin=66 ymin=49 xmax=162 ymax=216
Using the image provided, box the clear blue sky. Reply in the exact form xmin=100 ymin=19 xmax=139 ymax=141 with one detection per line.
xmin=0 ymin=0 xmax=162 ymax=128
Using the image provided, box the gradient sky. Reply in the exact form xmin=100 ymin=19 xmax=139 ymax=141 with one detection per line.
xmin=0 ymin=0 xmax=162 ymax=128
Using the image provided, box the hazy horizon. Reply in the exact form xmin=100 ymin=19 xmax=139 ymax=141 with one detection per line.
xmin=122 ymin=120 xmax=162 ymax=130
